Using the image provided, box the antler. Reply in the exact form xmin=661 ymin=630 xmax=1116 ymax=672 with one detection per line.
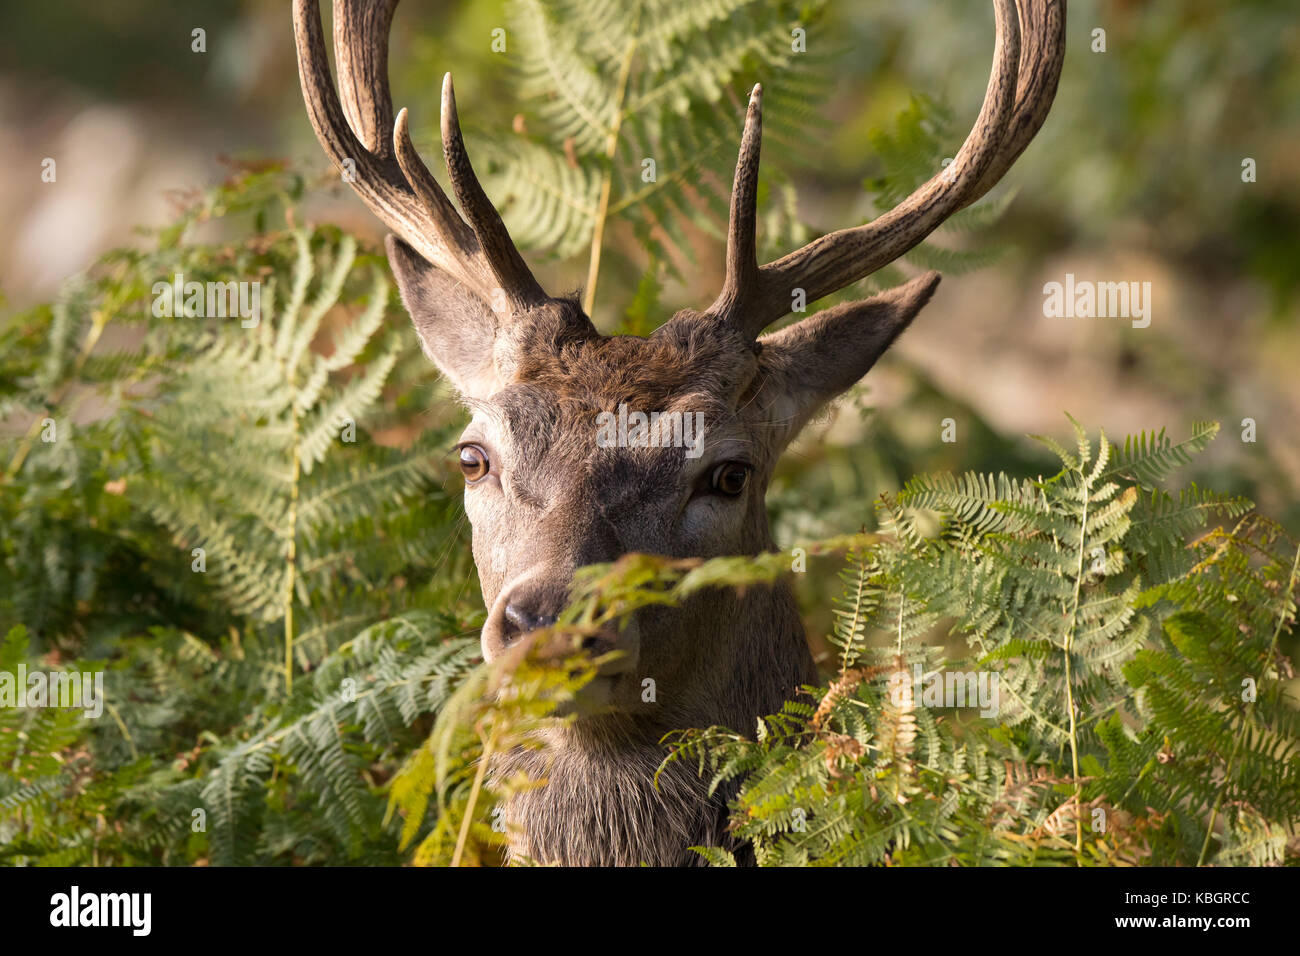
xmin=709 ymin=0 xmax=1066 ymax=340
xmin=291 ymin=0 xmax=548 ymax=311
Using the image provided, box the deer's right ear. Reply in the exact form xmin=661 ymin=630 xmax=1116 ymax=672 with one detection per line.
xmin=386 ymin=235 xmax=504 ymax=400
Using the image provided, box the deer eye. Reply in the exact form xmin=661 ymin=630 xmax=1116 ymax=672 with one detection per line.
xmin=710 ymin=462 xmax=750 ymax=497
xmin=458 ymin=444 xmax=490 ymax=483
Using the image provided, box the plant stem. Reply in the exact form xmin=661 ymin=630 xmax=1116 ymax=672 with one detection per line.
xmin=284 ymin=424 xmax=301 ymax=696
xmin=1063 ymin=473 xmax=1090 ymax=861
xmin=582 ymin=30 xmax=639 ymax=318
xmin=452 ymin=725 xmax=497 ymax=867
xmin=280 ymin=338 xmax=303 ymax=696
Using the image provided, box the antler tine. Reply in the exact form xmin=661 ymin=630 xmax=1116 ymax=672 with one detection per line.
xmin=292 ymin=0 xmax=548 ymax=309
xmin=392 ymin=106 xmax=477 ymax=253
xmin=710 ymin=84 xmax=764 ymax=321
xmin=440 ymin=74 xmax=548 ymax=309
xmin=715 ymin=0 xmax=1065 ymax=341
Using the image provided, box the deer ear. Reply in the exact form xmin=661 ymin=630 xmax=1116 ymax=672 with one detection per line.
xmin=754 ymin=271 xmax=940 ymax=446
xmin=386 ymin=235 xmax=504 ymax=400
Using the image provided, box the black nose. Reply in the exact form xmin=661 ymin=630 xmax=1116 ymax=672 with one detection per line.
xmin=502 ymin=603 xmax=558 ymax=644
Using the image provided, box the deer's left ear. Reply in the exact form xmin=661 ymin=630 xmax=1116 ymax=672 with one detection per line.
xmin=753 ymin=271 xmax=940 ymax=446
xmin=386 ymin=235 xmax=506 ymax=400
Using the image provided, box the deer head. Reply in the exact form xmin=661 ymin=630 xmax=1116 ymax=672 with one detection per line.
xmin=293 ymin=0 xmax=1065 ymax=864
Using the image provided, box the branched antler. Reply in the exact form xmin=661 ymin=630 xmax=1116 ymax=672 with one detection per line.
xmin=708 ymin=0 xmax=1067 ymax=341
xmin=292 ymin=0 xmax=548 ymax=312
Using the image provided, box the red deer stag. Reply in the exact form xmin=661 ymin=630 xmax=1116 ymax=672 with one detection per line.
xmin=292 ymin=0 xmax=1066 ymax=865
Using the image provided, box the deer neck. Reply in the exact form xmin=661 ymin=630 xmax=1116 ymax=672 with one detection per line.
xmin=500 ymin=578 xmax=814 ymax=866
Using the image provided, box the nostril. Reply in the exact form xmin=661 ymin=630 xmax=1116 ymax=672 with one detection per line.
xmin=502 ymin=604 xmax=556 ymax=643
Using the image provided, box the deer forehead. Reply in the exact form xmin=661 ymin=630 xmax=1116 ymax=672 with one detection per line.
xmin=472 ymin=323 xmax=765 ymax=447
xmin=511 ymin=316 xmax=761 ymax=397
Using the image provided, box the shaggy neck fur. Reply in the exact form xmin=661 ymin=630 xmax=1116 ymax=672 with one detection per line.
xmin=499 ymin=580 xmax=815 ymax=866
